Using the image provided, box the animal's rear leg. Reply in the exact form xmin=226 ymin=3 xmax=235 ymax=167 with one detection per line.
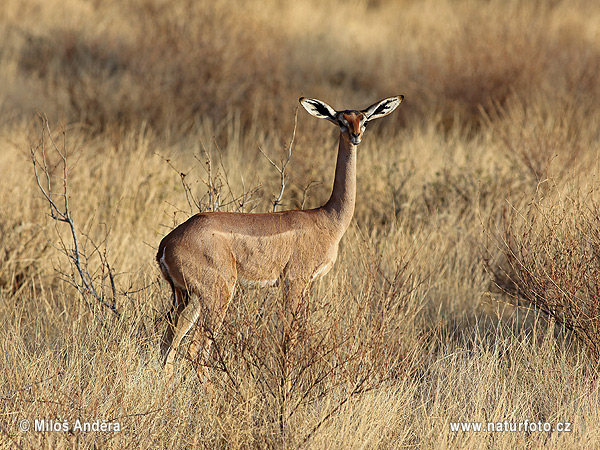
xmin=164 ymin=293 xmax=200 ymax=379
xmin=161 ymin=286 xmax=187 ymax=364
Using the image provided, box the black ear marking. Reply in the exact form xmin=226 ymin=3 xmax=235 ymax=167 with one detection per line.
xmin=363 ymin=95 xmax=403 ymax=121
xmin=308 ymin=100 xmax=335 ymax=120
xmin=372 ymin=101 xmax=393 ymax=116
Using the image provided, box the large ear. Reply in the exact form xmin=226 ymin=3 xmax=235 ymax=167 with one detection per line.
xmin=299 ymin=97 xmax=338 ymax=124
xmin=362 ymin=95 xmax=404 ymax=121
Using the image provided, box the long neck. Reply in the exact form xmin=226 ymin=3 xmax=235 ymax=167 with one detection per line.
xmin=322 ymin=133 xmax=357 ymax=234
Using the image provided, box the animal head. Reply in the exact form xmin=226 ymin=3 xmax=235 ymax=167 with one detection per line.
xmin=299 ymin=95 xmax=403 ymax=145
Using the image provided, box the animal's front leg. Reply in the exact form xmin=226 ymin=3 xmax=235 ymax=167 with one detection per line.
xmin=187 ymin=271 xmax=236 ymax=381
xmin=281 ymin=277 xmax=310 ymax=347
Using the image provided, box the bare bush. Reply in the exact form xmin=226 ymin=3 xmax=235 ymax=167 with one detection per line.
xmin=158 ymin=146 xmax=262 ymax=217
xmin=485 ymin=190 xmax=600 ymax=360
xmin=31 ymin=115 xmax=120 ymax=325
xmin=195 ymin=246 xmax=425 ymax=446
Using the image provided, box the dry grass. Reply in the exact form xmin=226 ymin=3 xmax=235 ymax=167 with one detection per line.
xmin=2 ymin=0 xmax=600 ymax=448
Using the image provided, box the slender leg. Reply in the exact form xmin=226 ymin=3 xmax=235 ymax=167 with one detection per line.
xmin=188 ymin=276 xmax=236 ymax=380
xmin=161 ymin=286 xmax=187 ymax=364
xmin=164 ymin=294 xmax=200 ymax=379
xmin=278 ymin=277 xmax=310 ymax=426
xmin=282 ymin=278 xmax=309 ymax=340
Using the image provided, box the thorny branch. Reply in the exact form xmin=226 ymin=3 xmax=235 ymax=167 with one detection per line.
xmin=31 ymin=113 xmax=119 ymax=321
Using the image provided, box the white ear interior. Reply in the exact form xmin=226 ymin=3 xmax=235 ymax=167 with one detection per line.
xmin=299 ymin=98 xmax=337 ymax=123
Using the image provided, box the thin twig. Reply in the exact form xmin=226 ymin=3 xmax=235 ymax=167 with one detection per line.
xmin=259 ymin=107 xmax=298 ymax=212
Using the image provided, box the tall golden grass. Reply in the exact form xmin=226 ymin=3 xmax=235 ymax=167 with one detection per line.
xmin=2 ymin=0 xmax=600 ymax=448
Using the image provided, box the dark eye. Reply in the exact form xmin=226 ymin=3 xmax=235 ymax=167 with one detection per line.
xmin=340 ymin=118 xmax=349 ymax=126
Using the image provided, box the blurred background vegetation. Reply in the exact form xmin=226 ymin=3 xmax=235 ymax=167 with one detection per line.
xmin=2 ymin=0 xmax=598 ymax=134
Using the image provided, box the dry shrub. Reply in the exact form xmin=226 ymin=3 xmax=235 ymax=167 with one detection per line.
xmin=168 ymin=224 xmax=427 ymax=446
xmin=486 ymin=189 xmax=600 ymax=361
xmin=421 ymin=167 xmax=489 ymax=220
xmin=30 ymin=116 xmax=122 ymax=323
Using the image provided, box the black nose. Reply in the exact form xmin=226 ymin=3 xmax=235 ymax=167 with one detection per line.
xmin=351 ymin=132 xmax=360 ymax=138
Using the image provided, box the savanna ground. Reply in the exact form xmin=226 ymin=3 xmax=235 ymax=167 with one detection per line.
xmin=1 ymin=0 xmax=600 ymax=448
